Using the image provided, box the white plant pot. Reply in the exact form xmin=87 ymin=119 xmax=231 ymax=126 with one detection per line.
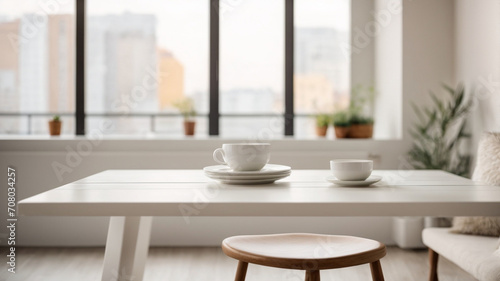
xmin=392 ymin=216 xmax=425 ymax=249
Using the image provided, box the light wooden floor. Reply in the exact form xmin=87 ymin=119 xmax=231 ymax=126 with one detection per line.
xmin=1 ymin=246 xmax=474 ymax=281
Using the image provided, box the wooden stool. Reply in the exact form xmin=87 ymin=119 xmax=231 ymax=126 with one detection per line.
xmin=222 ymin=233 xmax=386 ymax=281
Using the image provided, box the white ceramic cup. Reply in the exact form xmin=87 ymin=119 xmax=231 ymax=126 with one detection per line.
xmin=330 ymin=159 xmax=373 ymax=181
xmin=213 ymin=143 xmax=271 ymax=171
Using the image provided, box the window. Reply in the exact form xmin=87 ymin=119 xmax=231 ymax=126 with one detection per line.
xmin=219 ymin=0 xmax=284 ymax=138
xmin=0 ymin=0 xmax=360 ymax=138
xmin=86 ymin=0 xmax=209 ymax=136
xmin=0 ymin=0 xmax=75 ymax=134
xmin=294 ymin=0 xmax=350 ymax=138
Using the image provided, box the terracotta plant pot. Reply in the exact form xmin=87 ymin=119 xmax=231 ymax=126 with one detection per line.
xmin=334 ymin=126 xmax=350 ymax=139
xmin=316 ymin=126 xmax=328 ymax=137
xmin=348 ymin=124 xmax=373 ymax=138
xmin=48 ymin=121 xmax=62 ymax=136
xmin=184 ymin=120 xmax=196 ymax=136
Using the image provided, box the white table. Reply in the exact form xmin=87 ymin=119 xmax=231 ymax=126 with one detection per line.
xmin=18 ymin=169 xmax=500 ymax=281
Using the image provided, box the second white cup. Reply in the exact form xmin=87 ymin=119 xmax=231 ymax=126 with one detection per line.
xmin=330 ymin=159 xmax=373 ymax=181
xmin=213 ymin=143 xmax=270 ymax=171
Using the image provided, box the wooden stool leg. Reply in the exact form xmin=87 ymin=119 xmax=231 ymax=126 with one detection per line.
xmin=305 ymin=270 xmax=320 ymax=281
xmin=428 ymin=248 xmax=439 ymax=281
xmin=370 ymin=260 xmax=385 ymax=281
xmin=234 ymin=261 xmax=248 ymax=281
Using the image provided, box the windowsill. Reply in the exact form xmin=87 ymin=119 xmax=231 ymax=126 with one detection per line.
xmin=0 ymin=134 xmax=406 ymax=153
xmin=0 ymin=133 xmax=402 ymax=141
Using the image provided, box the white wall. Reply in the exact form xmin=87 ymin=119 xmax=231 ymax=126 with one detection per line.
xmin=455 ymin=0 xmax=500 ymax=137
xmin=0 ymin=0 xmax=462 ymax=247
xmin=374 ymin=0 xmax=402 ymax=139
xmin=402 ymin=0 xmax=456 ymax=140
xmin=351 ymin=0 xmax=375 ymax=86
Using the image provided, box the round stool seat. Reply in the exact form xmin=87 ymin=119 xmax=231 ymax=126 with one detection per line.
xmin=222 ymin=233 xmax=386 ymax=270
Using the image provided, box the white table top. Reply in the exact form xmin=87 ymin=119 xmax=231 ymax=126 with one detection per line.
xmin=18 ymin=169 xmax=500 ymax=217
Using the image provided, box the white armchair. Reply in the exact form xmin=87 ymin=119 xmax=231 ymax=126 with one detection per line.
xmin=422 ymin=132 xmax=500 ymax=281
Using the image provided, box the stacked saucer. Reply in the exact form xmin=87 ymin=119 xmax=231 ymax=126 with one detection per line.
xmin=204 ymin=164 xmax=291 ymax=185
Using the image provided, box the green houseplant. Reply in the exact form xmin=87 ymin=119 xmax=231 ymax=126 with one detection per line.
xmin=407 ymin=84 xmax=473 ymax=177
xmin=48 ymin=115 xmax=62 ymax=136
xmin=332 ymin=110 xmax=351 ymax=138
xmin=173 ymin=97 xmax=197 ymax=136
xmin=314 ymin=113 xmax=331 ymax=137
xmin=396 ymin=84 xmax=473 ymax=249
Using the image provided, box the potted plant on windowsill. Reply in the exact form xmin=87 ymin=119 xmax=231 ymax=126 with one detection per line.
xmin=173 ymin=97 xmax=196 ymax=136
xmin=48 ymin=115 xmax=62 ymax=136
xmin=315 ymin=113 xmax=330 ymax=137
xmin=332 ymin=110 xmax=350 ymax=138
xmin=347 ymin=84 xmax=376 ymax=139
xmin=348 ymin=115 xmax=374 ymax=138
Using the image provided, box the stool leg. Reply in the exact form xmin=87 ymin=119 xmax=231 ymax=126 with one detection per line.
xmin=428 ymin=248 xmax=439 ymax=281
xmin=234 ymin=261 xmax=248 ymax=281
xmin=305 ymin=270 xmax=320 ymax=281
xmin=370 ymin=260 xmax=385 ymax=281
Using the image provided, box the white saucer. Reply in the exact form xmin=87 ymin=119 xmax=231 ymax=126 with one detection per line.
xmin=205 ymin=174 xmax=290 ymax=185
xmin=205 ymin=171 xmax=291 ymax=180
xmin=326 ymin=175 xmax=382 ymax=187
xmin=203 ymin=164 xmax=291 ymax=176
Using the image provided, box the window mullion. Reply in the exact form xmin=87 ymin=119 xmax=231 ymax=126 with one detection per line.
xmin=285 ymin=0 xmax=294 ymax=136
xmin=76 ymin=0 xmax=85 ymax=135
xmin=209 ymin=0 xmax=220 ymax=136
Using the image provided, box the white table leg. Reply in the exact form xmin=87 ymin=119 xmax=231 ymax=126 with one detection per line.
xmin=101 ymin=216 xmax=153 ymax=281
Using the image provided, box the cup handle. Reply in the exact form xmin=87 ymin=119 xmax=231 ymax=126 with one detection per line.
xmin=213 ymin=148 xmax=226 ymax=165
